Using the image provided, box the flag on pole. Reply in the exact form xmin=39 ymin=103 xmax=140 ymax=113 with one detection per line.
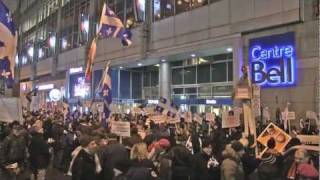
xmin=101 ymin=63 xmax=112 ymax=128
xmin=62 ymin=96 xmax=69 ymax=120
xmin=85 ymin=38 xmax=97 ymax=81
xmin=0 ymin=1 xmax=17 ymax=88
xmin=98 ymin=1 xmax=132 ymax=45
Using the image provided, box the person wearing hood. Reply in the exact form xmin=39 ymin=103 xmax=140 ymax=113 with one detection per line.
xmin=220 ymin=141 xmax=245 ymax=180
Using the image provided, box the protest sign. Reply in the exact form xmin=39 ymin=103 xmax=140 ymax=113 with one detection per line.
xmin=150 ymin=115 xmax=167 ymax=124
xmin=111 ymin=121 xmax=131 ymax=137
xmin=257 ymin=123 xmax=291 ymax=153
xmin=235 ymin=87 xmax=251 ymax=99
xmin=306 ymin=111 xmax=318 ymax=120
xmin=222 ymin=110 xmax=240 ymax=128
xmin=193 ymin=113 xmax=203 ymax=124
xmin=206 ymin=113 xmax=215 ymax=122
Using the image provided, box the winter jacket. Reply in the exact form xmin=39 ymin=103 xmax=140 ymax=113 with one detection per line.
xmin=72 ymin=149 xmax=99 ymax=180
xmin=192 ymin=151 xmax=220 ymax=180
xmin=220 ymin=145 xmax=244 ymax=180
xmin=126 ymin=159 xmax=157 ymax=180
xmin=29 ymin=132 xmax=51 ymax=170
xmin=167 ymin=145 xmax=194 ymax=179
xmin=100 ymin=143 xmax=130 ymax=180
xmin=249 ymin=163 xmax=282 ymax=180
xmin=0 ymin=133 xmax=27 ymax=166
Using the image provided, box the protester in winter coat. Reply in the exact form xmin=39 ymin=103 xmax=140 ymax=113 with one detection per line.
xmin=167 ymin=144 xmax=194 ymax=179
xmin=126 ymin=142 xmax=157 ymax=180
xmin=71 ymin=135 xmax=101 ymax=180
xmin=100 ymin=134 xmax=129 ymax=180
xmin=29 ymin=124 xmax=51 ymax=180
xmin=249 ymin=153 xmax=282 ymax=180
xmin=0 ymin=124 xmax=27 ymax=179
xmin=193 ymin=138 xmax=220 ymax=180
xmin=220 ymin=141 xmax=245 ymax=180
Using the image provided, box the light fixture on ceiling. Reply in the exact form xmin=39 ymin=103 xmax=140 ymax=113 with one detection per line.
xmin=191 ymin=53 xmax=196 ymax=57
xmin=137 ymin=63 xmax=143 ymax=66
xmin=226 ymin=47 xmax=233 ymax=52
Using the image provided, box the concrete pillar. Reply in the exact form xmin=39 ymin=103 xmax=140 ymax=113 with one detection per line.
xmin=159 ymin=62 xmax=171 ymax=100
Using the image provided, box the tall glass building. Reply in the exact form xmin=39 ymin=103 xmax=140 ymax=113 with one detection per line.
xmin=15 ymin=0 xmax=319 ymax=119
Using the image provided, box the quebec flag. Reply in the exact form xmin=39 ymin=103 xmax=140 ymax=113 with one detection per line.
xmin=99 ymin=1 xmax=132 ymax=46
xmin=0 ymin=1 xmax=17 ymax=88
xmin=101 ymin=63 xmax=112 ymax=128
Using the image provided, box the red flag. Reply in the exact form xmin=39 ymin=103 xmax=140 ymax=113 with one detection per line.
xmin=85 ymin=38 xmax=97 ymax=81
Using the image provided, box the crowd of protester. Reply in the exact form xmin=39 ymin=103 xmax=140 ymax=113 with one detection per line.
xmin=0 ymin=107 xmax=318 ymax=180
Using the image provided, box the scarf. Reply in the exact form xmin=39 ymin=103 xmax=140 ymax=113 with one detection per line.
xmin=67 ymin=146 xmax=102 ymax=176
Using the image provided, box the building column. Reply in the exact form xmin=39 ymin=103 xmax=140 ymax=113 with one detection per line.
xmin=159 ymin=62 xmax=171 ymax=100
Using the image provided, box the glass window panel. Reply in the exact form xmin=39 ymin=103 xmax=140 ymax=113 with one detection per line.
xmin=173 ymin=88 xmax=183 ymax=94
xmin=143 ymin=72 xmax=150 ymax=87
xmin=197 ymin=65 xmax=210 ymax=83
xmin=184 ymin=67 xmax=196 ymax=84
xmin=153 ymin=0 xmax=174 ymax=21
xmin=209 ymin=0 xmax=223 ymax=4
xmin=191 ymin=0 xmax=208 ymax=9
xmin=111 ymin=69 xmax=119 ymax=98
xmin=151 ymin=71 xmax=159 ymax=86
xmin=198 ymin=86 xmax=211 ymax=98
xmin=120 ymin=70 xmax=130 ymax=99
xmin=185 ymin=87 xmax=197 ymax=94
xmin=211 ymin=63 xmax=227 ymax=82
xmin=175 ymin=0 xmax=190 ymax=14
xmin=172 ymin=68 xmax=183 ymax=85
xmin=170 ymin=61 xmax=183 ymax=67
xmin=213 ymin=85 xmax=232 ymax=96
xmin=228 ymin=62 xmax=233 ymax=81
xmin=126 ymin=0 xmax=135 ymax=22
xmin=212 ymin=53 xmax=233 ymax=61
xmin=132 ymin=72 xmax=142 ymax=99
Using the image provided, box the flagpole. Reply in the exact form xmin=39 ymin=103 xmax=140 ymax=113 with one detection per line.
xmin=89 ymin=61 xmax=110 ymax=110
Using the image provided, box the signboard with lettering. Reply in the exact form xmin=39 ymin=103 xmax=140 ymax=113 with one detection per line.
xmin=111 ymin=121 xmax=131 ymax=137
xmin=249 ymin=32 xmax=296 ymax=87
xmin=222 ymin=110 xmax=240 ymax=128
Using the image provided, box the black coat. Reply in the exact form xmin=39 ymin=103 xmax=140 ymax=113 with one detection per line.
xmin=167 ymin=145 xmax=194 ymax=179
xmin=0 ymin=133 xmax=27 ymax=165
xmin=72 ymin=149 xmax=98 ymax=180
xmin=100 ymin=143 xmax=129 ymax=180
xmin=192 ymin=151 xmax=220 ymax=180
xmin=29 ymin=132 xmax=50 ymax=170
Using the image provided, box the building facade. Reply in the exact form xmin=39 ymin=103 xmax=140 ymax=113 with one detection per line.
xmin=15 ymin=0 xmax=319 ymax=120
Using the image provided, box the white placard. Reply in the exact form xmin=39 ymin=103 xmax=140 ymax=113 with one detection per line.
xmin=222 ymin=110 xmax=240 ymax=128
xmin=206 ymin=113 xmax=215 ymax=122
xmin=0 ymin=98 xmax=23 ymax=123
xmin=111 ymin=121 xmax=131 ymax=137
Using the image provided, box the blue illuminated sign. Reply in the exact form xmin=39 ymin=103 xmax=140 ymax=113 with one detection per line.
xmin=249 ymin=32 xmax=296 ymax=87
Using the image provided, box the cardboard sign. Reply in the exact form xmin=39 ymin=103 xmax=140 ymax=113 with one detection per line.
xmin=297 ymin=135 xmax=320 ymax=145
xmin=132 ymin=107 xmax=143 ymax=114
xmin=144 ymin=107 xmax=155 ymax=115
xmin=282 ymin=111 xmax=296 ymax=120
xmin=206 ymin=113 xmax=215 ymax=122
xmin=193 ymin=113 xmax=203 ymax=124
xmin=184 ymin=112 xmax=192 ymax=123
xmin=111 ymin=121 xmax=131 ymax=137
xmin=257 ymin=123 xmax=291 ymax=152
xmin=0 ymin=98 xmax=23 ymax=123
xmin=222 ymin=110 xmax=240 ymax=128
xmin=150 ymin=115 xmax=167 ymax=124
xmin=306 ymin=111 xmax=318 ymax=120
xmin=235 ymin=87 xmax=251 ymax=99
